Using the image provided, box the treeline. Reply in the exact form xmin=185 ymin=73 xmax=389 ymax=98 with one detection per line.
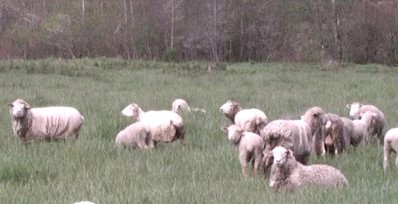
xmin=0 ymin=0 xmax=397 ymax=65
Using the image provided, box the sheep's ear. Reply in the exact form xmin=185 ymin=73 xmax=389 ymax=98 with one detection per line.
xmin=220 ymin=126 xmax=228 ymax=133
xmin=24 ymin=104 xmax=31 ymax=110
xmin=345 ymin=104 xmax=351 ymax=109
xmin=8 ymin=103 xmax=13 ymax=108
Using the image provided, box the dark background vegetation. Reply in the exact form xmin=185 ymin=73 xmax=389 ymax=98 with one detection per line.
xmin=0 ymin=0 xmax=397 ymax=65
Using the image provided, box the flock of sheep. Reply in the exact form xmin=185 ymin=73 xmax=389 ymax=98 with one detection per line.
xmin=6 ymin=97 xmax=398 ymax=193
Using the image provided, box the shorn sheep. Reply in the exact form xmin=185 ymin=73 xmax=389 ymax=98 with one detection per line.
xmin=221 ymin=124 xmax=264 ymax=179
xmin=171 ymin=98 xmax=206 ymax=113
xmin=269 ymin=146 xmax=348 ymax=192
xmin=347 ymin=102 xmax=386 ymax=144
xmin=383 ymin=128 xmax=398 ymax=171
xmin=115 ymin=121 xmax=154 ymax=150
xmin=120 ymin=103 xmax=185 ymax=144
xmin=8 ymin=98 xmax=84 ymax=143
xmin=220 ymin=100 xmax=268 ymax=134
xmin=261 ymin=106 xmax=325 ymax=169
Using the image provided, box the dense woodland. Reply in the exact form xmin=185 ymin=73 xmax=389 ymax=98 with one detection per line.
xmin=0 ymin=0 xmax=397 ymax=65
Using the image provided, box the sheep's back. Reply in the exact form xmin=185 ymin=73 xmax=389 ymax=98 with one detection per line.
xmin=29 ymin=107 xmax=83 ymax=138
xmin=300 ymin=164 xmax=348 ymax=187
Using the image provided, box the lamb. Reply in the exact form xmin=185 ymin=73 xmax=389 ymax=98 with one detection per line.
xmin=115 ymin=121 xmax=154 ymax=150
xmin=269 ymin=146 xmax=348 ymax=192
xmin=352 ymin=112 xmax=376 ymax=146
xmin=220 ymin=100 xmax=268 ymax=134
xmin=171 ymin=98 xmax=206 ymax=113
xmin=120 ymin=103 xmax=185 ymax=144
xmin=383 ymin=128 xmax=398 ymax=171
xmin=317 ymin=113 xmax=345 ymax=156
xmin=8 ymin=98 xmax=84 ymax=143
xmin=221 ymin=124 xmax=264 ymax=179
xmin=261 ymin=106 xmax=325 ymax=169
xmin=346 ymin=102 xmax=386 ymax=144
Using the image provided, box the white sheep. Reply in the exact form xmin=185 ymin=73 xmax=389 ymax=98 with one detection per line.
xmin=352 ymin=111 xmax=376 ymax=146
xmin=261 ymin=106 xmax=325 ymax=169
xmin=340 ymin=117 xmax=355 ymax=147
xmin=383 ymin=128 xmax=398 ymax=171
xmin=269 ymin=146 xmax=348 ymax=192
xmin=220 ymin=100 xmax=268 ymax=134
xmin=171 ymin=98 xmax=206 ymax=113
xmin=120 ymin=103 xmax=185 ymax=144
xmin=221 ymin=124 xmax=264 ymax=179
xmin=115 ymin=121 xmax=154 ymax=150
xmin=73 ymin=201 xmax=95 ymax=204
xmin=347 ymin=102 xmax=386 ymax=144
xmin=8 ymin=98 xmax=84 ymax=143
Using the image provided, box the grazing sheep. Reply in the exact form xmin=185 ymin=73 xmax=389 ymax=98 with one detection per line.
xmin=120 ymin=103 xmax=185 ymax=144
xmin=8 ymin=98 xmax=84 ymax=143
xmin=220 ymin=100 xmax=268 ymax=134
xmin=347 ymin=102 xmax=386 ymax=144
xmin=73 ymin=201 xmax=95 ymax=204
xmin=269 ymin=146 xmax=348 ymax=192
xmin=221 ymin=125 xmax=264 ymax=179
xmin=261 ymin=106 xmax=325 ymax=169
xmin=383 ymin=128 xmax=398 ymax=171
xmin=115 ymin=121 xmax=154 ymax=150
xmin=171 ymin=98 xmax=206 ymax=113
xmin=319 ymin=113 xmax=345 ymax=156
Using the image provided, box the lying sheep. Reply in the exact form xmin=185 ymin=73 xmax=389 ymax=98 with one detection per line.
xmin=261 ymin=106 xmax=325 ymax=169
xmin=115 ymin=121 xmax=154 ymax=150
xmin=318 ymin=113 xmax=345 ymax=156
xmin=220 ymin=100 xmax=268 ymax=134
xmin=347 ymin=102 xmax=386 ymax=144
xmin=269 ymin=146 xmax=348 ymax=192
xmin=8 ymin=98 xmax=84 ymax=143
xmin=171 ymin=98 xmax=206 ymax=113
xmin=221 ymin=125 xmax=264 ymax=179
xmin=120 ymin=103 xmax=185 ymax=144
xmin=383 ymin=128 xmax=398 ymax=171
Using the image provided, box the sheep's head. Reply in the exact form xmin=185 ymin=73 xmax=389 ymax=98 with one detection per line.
xmin=220 ymin=100 xmax=241 ymax=122
xmin=172 ymin=98 xmax=191 ymax=113
xmin=221 ymin=124 xmax=243 ymax=144
xmin=271 ymin=146 xmax=292 ymax=167
xmin=120 ymin=103 xmax=141 ymax=120
xmin=302 ymin=106 xmax=325 ymax=133
xmin=346 ymin=102 xmax=362 ymax=118
xmin=8 ymin=99 xmax=31 ymax=119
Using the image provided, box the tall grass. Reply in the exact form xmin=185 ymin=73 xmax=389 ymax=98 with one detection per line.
xmin=0 ymin=58 xmax=397 ymax=203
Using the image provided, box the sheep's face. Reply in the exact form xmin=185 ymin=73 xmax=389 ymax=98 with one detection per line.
xmin=9 ymin=100 xmax=31 ymax=119
xmin=221 ymin=125 xmax=243 ymax=144
xmin=172 ymin=99 xmax=190 ymax=112
xmin=272 ymin=146 xmax=290 ymax=167
xmin=121 ymin=104 xmax=140 ymax=119
xmin=348 ymin=102 xmax=362 ymax=118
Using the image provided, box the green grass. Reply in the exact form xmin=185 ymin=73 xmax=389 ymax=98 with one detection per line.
xmin=0 ymin=58 xmax=397 ymax=203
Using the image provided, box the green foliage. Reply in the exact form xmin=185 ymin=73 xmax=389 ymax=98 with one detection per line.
xmin=0 ymin=59 xmax=397 ymax=203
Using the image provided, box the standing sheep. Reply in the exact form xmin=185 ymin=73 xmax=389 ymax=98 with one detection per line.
xmin=318 ymin=113 xmax=346 ymax=156
xmin=347 ymin=102 xmax=386 ymax=144
xmin=383 ymin=128 xmax=398 ymax=171
xmin=115 ymin=121 xmax=154 ymax=150
xmin=340 ymin=117 xmax=355 ymax=147
xmin=8 ymin=98 xmax=84 ymax=143
xmin=269 ymin=146 xmax=348 ymax=192
xmin=261 ymin=106 xmax=325 ymax=169
xmin=221 ymin=125 xmax=264 ymax=179
xmin=220 ymin=100 xmax=268 ymax=134
xmin=120 ymin=103 xmax=185 ymax=144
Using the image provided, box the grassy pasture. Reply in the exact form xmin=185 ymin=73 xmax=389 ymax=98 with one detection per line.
xmin=0 ymin=58 xmax=397 ymax=203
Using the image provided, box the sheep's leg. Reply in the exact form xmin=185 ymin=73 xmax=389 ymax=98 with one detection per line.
xmin=395 ymin=155 xmax=398 ymax=171
xmin=239 ymin=152 xmax=249 ymax=180
xmin=383 ymin=142 xmax=391 ymax=171
xmin=253 ymin=151 xmax=263 ymax=177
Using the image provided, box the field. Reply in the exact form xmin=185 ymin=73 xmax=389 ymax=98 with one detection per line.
xmin=0 ymin=58 xmax=397 ymax=203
